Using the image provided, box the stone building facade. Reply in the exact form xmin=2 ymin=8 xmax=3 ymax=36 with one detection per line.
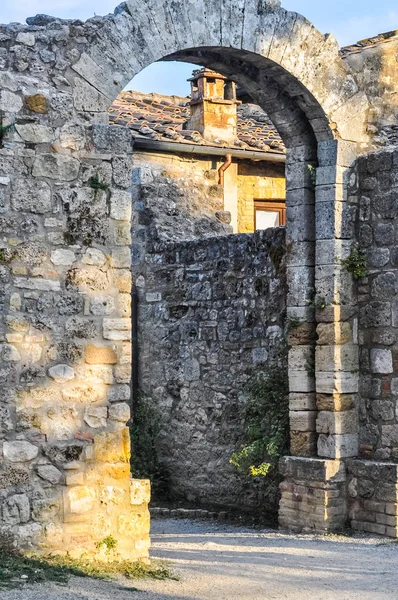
xmin=133 ymin=160 xmax=287 ymax=508
xmin=0 ymin=0 xmax=398 ymax=557
xmin=110 ymin=70 xmax=286 ymax=235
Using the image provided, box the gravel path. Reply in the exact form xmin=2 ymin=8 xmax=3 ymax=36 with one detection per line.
xmin=4 ymin=518 xmax=398 ymax=600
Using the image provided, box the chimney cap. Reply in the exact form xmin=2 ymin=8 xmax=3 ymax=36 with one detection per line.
xmin=187 ymin=67 xmax=229 ymax=83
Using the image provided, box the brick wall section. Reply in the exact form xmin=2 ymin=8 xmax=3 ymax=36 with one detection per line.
xmin=137 ymin=227 xmax=287 ymax=511
xmin=279 ymin=457 xmax=347 ymax=532
xmin=347 ymin=460 xmax=398 ymax=537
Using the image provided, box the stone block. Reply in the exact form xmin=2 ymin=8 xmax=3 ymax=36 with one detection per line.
xmin=316 ymin=393 xmax=355 ymax=412
xmin=288 ymin=346 xmax=313 ymax=371
xmin=48 ymin=364 xmax=75 ymax=383
xmin=280 ymin=456 xmax=347 ymax=483
xmin=94 ymin=429 xmax=130 ymax=463
xmin=82 ymin=248 xmax=106 ymax=266
xmin=103 ymin=319 xmax=131 ymax=341
xmin=316 ymin=322 xmax=352 ymax=345
xmin=25 ymin=93 xmax=47 ymax=113
xmin=370 ymin=349 xmax=393 ymax=374
xmin=287 ymin=266 xmax=315 ymax=307
xmin=316 ymin=344 xmax=358 ymax=372
xmin=73 ymin=77 xmax=109 ymax=112
xmin=65 ymin=486 xmax=96 ymax=514
xmin=316 ymin=239 xmax=352 ymax=266
xmin=317 ymin=140 xmax=357 ymax=168
xmin=11 ymin=179 xmax=51 ymax=214
xmin=289 ymin=371 xmax=315 ymax=393
xmin=316 ymin=410 xmax=357 ymax=435
xmin=289 ymin=411 xmax=317 ymax=432
xmin=32 ymin=153 xmax=80 ymax=181
xmin=3 ymin=441 xmax=39 ymax=462
xmin=84 ymin=406 xmax=107 ymax=428
xmin=316 ymin=372 xmax=358 ymax=394
xmin=92 ymin=124 xmax=132 ymax=154
xmin=318 ymin=433 xmax=359 ymax=459
xmin=382 ymin=426 xmax=398 ymax=448
xmin=109 ymin=403 xmax=130 ymax=423
xmin=85 ymin=345 xmax=117 ymax=365
xmin=290 ymin=431 xmax=318 ymax=456
xmin=110 ymin=190 xmax=132 ymax=221
xmin=130 ymin=479 xmax=151 ymax=505
xmin=289 ymin=393 xmax=316 ymax=411
xmin=36 ymin=465 xmax=63 ymax=485
xmin=51 ymin=249 xmax=76 ymax=266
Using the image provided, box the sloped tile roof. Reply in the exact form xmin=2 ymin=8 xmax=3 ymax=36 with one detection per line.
xmin=109 ymin=90 xmax=285 ymax=154
xmin=340 ymin=30 xmax=398 ymax=56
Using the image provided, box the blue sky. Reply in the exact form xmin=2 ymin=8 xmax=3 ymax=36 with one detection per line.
xmin=1 ymin=0 xmax=397 ymax=95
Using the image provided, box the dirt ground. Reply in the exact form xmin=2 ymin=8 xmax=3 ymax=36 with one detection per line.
xmin=5 ymin=517 xmax=398 ymax=600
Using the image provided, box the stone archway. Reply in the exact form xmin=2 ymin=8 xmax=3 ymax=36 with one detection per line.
xmin=0 ymin=0 xmax=371 ymax=556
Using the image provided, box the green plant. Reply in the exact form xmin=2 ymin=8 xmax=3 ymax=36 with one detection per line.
xmin=315 ymin=296 xmax=327 ymax=310
xmin=130 ymin=395 xmax=167 ymax=497
xmin=0 ymin=118 xmax=15 ymax=148
xmin=95 ymin=535 xmax=117 ymax=554
xmin=230 ymin=363 xmax=289 ymax=506
xmin=342 ymin=244 xmax=367 ymax=279
xmin=307 ymin=164 xmax=317 ymax=187
xmin=0 ymin=551 xmax=177 ymax=590
xmin=88 ymin=172 xmax=109 ymax=199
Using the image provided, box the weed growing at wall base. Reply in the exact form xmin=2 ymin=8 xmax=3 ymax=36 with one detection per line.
xmin=0 ymin=551 xmax=177 ymax=590
xmin=230 ymin=364 xmax=289 ymax=508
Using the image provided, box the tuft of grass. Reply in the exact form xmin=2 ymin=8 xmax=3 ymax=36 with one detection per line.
xmin=0 ymin=552 xmax=178 ymax=590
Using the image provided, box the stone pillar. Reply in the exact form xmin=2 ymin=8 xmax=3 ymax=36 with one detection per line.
xmin=285 ymin=145 xmax=317 ymax=457
xmin=280 ymin=140 xmax=359 ymax=534
xmin=315 ymin=140 xmax=359 ymax=459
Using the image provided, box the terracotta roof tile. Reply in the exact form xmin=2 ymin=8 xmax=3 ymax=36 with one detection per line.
xmin=340 ymin=30 xmax=398 ymax=56
xmin=110 ymin=90 xmax=285 ymax=154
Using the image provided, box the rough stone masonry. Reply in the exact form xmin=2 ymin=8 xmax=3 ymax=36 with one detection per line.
xmin=133 ymin=161 xmax=287 ymax=510
xmin=0 ymin=0 xmax=397 ymax=558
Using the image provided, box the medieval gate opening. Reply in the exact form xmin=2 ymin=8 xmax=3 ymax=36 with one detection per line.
xmin=0 ymin=0 xmax=397 ymax=559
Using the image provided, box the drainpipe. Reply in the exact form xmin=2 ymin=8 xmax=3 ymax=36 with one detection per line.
xmin=218 ymin=153 xmax=233 ymax=185
xmin=131 ymin=283 xmax=139 ymax=411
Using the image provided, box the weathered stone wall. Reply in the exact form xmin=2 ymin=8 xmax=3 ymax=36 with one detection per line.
xmin=0 ymin=21 xmax=150 ymax=557
xmin=342 ymin=34 xmax=398 ymax=148
xmin=349 ymin=148 xmax=398 ymax=461
xmin=138 ymin=229 xmax=286 ymax=510
xmin=347 ymin=459 xmax=398 ymax=537
xmin=133 ymin=159 xmax=287 ymax=510
xmin=131 ymin=151 xmax=231 ymax=242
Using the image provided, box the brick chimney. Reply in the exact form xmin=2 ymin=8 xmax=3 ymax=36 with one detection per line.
xmin=187 ymin=69 xmax=241 ymax=145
